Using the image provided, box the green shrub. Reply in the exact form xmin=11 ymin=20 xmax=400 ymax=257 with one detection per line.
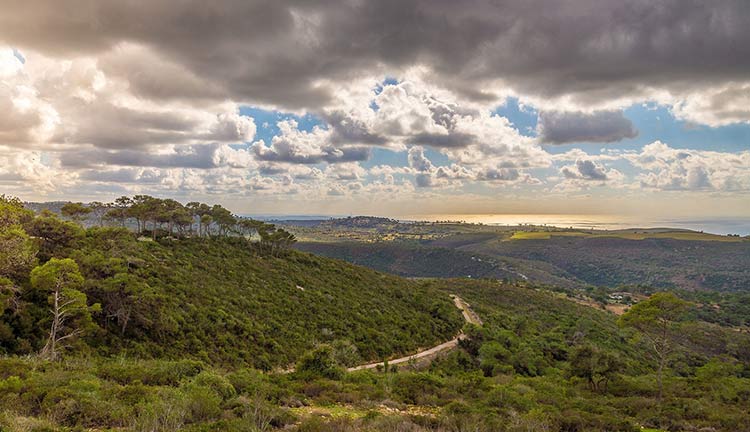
xmin=193 ymin=370 xmax=237 ymax=401
xmin=295 ymin=345 xmax=344 ymax=381
xmin=96 ymin=358 xmax=204 ymax=385
xmin=183 ymin=384 xmax=223 ymax=422
xmin=392 ymin=373 xmax=444 ymax=405
xmin=132 ymin=388 xmax=188 ymax=432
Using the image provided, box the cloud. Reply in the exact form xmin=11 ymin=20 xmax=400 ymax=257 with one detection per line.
xmin=2 ymin=0 xmax=749 ymax=122
xmin=671 ymin=83 xmax=750 ymax=126
xmin=538 ymin=110 xmax=638 ymax=144
xmin=0 ymin=148 xmax=74 ymax=192
xmin=561 ymin=159 xmax=609 ymax=181
xmin=408 ymin=132 xmax=475 ymax=148
xmin=407 ymin=145 xmax=536 ymax=188
xmin=407 ymin=147 xmax=434 ymax=173
xmin=1 ymin=1 xmax=750 ymax=207
xmin=323 ymin=163 xmax=367 ymax=182
xmin=629 ymin=141 xmax=750 ymax=191
xmin=251 ymin=120 xmax=370 ymax=164
xmin=59 ymin=144 xmax=255 ymax=169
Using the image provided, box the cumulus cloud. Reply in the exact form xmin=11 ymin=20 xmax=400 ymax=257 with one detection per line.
xmin=406 ymin=145 xmax=538 ymax=188
xmin=0 ymin=148 xmax=74 ymax=192
xmin=671 ymin=83 xmax=750 ymax=127
xmin=251 ymin=120 xmax=369 ymax=164
xmin=407 ymin=147 xmax=434 ymax=173
xmin=538 ymin=110 xmax=638 ymax=144
xmin=629 ymin=141 xmax=750 ymax=191
xmin=561 ymin=160 xmax=609 ymax=181
xmin=59 ymin=144 xmax=255 ymax=169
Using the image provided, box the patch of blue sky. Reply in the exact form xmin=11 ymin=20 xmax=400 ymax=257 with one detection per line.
xmin=623 ymin=104 xmax=750 ymax=153
xmin=423 ymin=147 xmax=452 ymax=166
xmin=493 ymin=97 xmax=538 ymax=138
xmin=239 ymin=106 xmax=325 ymax=144
xmin=359 ymin=147 xmax=407 ymax=171
xmin=541 ymin=103 xmax=750 ymax=155
xmin=12 ymin=48 xmax=25 ymax=63
xmin=373 ymin=77 xmax=400 ymax=95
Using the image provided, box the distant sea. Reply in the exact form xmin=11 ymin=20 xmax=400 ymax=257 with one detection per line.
xmin=401 ymin=214 xmax=750 ymax=236
xmin=246 ymin=213 xmax=750 ymax=236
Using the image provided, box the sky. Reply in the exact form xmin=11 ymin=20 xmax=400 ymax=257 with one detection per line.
xmin=0 ymin=0 xmax=749 ymax=222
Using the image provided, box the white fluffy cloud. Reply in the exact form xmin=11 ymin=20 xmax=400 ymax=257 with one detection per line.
xmin=671 ymin=84 xmax=750 ymax=127
xmin=0 ymin=47 xmax=256 ymax=153
xmin=629 ymin=141 xmax=750 ymax=191
xmin=251 ymin=120 xmax=368 ymax=164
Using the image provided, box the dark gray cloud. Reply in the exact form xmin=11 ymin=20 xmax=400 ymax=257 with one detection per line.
xmin=2 ymin=0 xmax=748 ymax=111
xmin=538 ymin=110 xmax=638 ymax=144
xmin=409 ymin=132 xmax=475 ymax=148
xmin=562 ymin=159 xmax=608 ymax=180
xmin=251 ymin=142 xmax=370 ymax=164
xmin=258 ymin=164 xmax=288 ymax=176
xmin=59 ymin=144 xmax=249 ymax=169
xmin=325 ymin=112 xmax=388 ymax=146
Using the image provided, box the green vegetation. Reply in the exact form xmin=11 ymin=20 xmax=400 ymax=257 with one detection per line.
xmin=0 ymin=195 xmax=462 ymax=369
xmin=2 ymin=201 xmax=749 ymax=431
xmin=1 ymin=281 xmax=748 ymax=431
xmin=289 ymin=218 xmax=750 ymax=291
xmin=619 ymin=292 xmax=690 ymax=404
xmin=296 ymin=241 xmax=518 ymax=280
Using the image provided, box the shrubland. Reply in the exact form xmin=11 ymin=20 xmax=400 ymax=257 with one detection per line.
xmin=1 ymin=196 xmax=749 ymax=431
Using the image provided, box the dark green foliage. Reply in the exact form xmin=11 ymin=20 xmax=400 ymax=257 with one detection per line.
xmin=458 ymin=236 xmax=750 ymax=291
xmin=569 ymin=345 xmax=622 ymax=392
xmin=295 ymin=345 xmax=344 ymax=380
xmin=296 ymin=241 xmax=518 ymax=280
xmin=1 ymin=279 xmax=749 ymax=431
xmin=0 ymin=198 xmax=463 ymax=369
xmin=60 ymin=202 xmax=92 ymax=224
xmin=25 ymin=213 xmax=85 ymax=260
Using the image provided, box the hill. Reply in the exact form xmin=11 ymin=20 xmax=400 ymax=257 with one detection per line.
xmin=454 ymin=235 xmax=750 ymax=291
xmin=76 ymin=234 xmax=463 ymax=368
xmin=0 ymin=197 xmax=463 ymax=369
xmin=3 ymin=278 xmax=748 ymax=431
xmin=287 ymin=217 xmax=750 ymax=292
xmin=2 ymin=199 xmax=749 ymax=431
xmin=296 ymin=241 xmax=518 ymax=280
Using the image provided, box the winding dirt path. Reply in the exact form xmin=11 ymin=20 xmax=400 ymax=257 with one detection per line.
xmin=347 ymin=295 xmax=480 ymax=372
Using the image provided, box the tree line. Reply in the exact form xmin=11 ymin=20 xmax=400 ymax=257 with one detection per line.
xmin=59 ymin=195 xmax=296 ymax=254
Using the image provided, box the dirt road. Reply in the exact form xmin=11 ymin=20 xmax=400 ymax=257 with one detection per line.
xmin=347 ymin=295 xmax=480 ymax=372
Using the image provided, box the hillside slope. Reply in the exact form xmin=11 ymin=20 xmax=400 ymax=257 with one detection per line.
xmin=294 ymin=229 xmax=750 ymax=291
xmin=6 ymin=228 xmax=463 ymax=369
xmin=295 ymin=241 xmax=517 ymax=280
xmin=455 ymin=236 xmax=750 ymax=291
